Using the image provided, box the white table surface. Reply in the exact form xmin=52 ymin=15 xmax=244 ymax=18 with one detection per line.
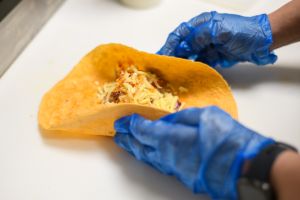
xmin=0 ymin=0 xmax=299 ymax=199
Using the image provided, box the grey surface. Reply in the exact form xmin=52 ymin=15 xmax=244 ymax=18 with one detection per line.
xmin=0 ymin=0 xmax=65 ymax=77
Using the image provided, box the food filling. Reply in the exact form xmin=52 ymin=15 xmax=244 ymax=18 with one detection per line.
xmin=97 ymin=66 xmax=185 ymax=112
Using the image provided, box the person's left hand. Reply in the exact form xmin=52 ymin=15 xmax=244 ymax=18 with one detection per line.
xmin=157 ymin=11 xmax=277 ymax=68
xmin=114 ymin=106 xmax=274 ymax=199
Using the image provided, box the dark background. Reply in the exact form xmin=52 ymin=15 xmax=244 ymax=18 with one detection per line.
xmin=0 ymin=0 xmax=21 ymax=21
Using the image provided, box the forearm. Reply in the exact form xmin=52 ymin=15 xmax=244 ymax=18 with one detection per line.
xmin=271 ymin=151 xmax=300 ymax=200
xmin=269 ymin=0 xmax=300 ymax=50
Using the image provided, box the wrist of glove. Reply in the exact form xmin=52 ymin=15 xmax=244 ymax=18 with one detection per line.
xmin=158 ymin=11 xmax=277 ymax=68
xmin=114 ymin=106 xmax=275 ymax=199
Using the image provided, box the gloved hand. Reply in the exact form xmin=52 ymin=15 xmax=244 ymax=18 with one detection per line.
xmin=114 ymin=106 xmax=275 ymax=200
xmin=157 ymin=11 xmax=277 ymax=68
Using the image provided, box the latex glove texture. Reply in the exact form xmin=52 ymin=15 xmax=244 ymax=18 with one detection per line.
xmin=158 ymin=11 xmax=277 ymax=68
xmin=114 ymin=106 xmax=275 ymax=200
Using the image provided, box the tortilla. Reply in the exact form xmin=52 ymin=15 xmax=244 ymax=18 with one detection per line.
xmin=38 ymin=43 xmax=238 ymax=136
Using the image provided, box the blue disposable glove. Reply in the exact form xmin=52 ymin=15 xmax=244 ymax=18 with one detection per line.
xmin=114 ymin=106 xmax=275 ymax=200
xmin=157 ymin=11 xmax=277 ymax=68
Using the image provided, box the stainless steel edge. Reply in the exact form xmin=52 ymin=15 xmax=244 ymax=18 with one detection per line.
xmin=0 ymin=0 xmax=65 ymax=78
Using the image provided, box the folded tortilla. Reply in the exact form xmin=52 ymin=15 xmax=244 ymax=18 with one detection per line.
xmin=38 ymin=43 xmax=238 ymax=136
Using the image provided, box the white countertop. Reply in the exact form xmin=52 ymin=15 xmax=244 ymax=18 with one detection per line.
xmin=0 ymin=0 xmax=299 ymax=199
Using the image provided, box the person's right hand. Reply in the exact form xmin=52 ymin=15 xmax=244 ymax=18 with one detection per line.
xmin=158 ymin=11 xmax=277 ymax=68
xmin=114 ymin=106 xmax=275 ymax=200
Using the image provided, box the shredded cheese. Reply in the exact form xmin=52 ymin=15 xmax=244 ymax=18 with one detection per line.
xmin=97 ymin=66 xmax=185 ymax=112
